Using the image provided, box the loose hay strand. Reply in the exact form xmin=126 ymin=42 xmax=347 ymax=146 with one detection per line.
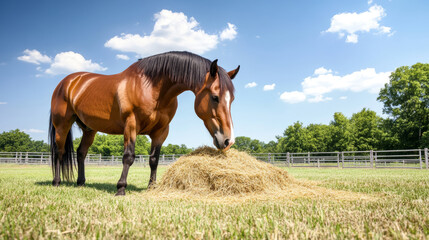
xmin=148 ymin=147 xmax=371 ymax=201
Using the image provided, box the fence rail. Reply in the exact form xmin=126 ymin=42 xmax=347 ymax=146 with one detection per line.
xmin=1 ymin=148 xmax=428 ymax=169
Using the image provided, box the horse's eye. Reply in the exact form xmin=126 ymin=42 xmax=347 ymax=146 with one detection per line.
xmin=212 ymin=95 xmax=219 ymax=103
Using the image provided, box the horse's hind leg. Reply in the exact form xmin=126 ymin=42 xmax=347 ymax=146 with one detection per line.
xmin=116 ymin=116 xmax=137 ymax=196
xmin=76 ymin=130 xmax=96 ymax=186
xmin=148 ymin=126 xmax=169 ymax=188
xmin=51 ymin=117 xmax=75 ymax=186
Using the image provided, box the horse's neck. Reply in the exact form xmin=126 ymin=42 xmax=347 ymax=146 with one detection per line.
xmin=153 ymin=77 xmax=195 ymax=107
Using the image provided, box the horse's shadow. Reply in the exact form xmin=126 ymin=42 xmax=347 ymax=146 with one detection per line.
xmin=35 ymin=181 xmax=147 ymax=194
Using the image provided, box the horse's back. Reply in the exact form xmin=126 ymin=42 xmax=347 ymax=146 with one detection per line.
xmin=52 ymin=72 xmax=126 ymax=133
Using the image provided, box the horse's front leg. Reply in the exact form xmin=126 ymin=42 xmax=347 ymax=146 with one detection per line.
xmin=148 ymin=126 xmax=169 ymax=188
xmin=148 ymin=145 xmax=161 ymax=188
xmin=76 ymin=130 xmax=96 ymax=186
xmin=116 ymin=117 xmax=137 ymax=196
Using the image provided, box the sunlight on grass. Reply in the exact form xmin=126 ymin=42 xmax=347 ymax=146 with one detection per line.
xmin=1 ymin=165 xmax=428 ymax=239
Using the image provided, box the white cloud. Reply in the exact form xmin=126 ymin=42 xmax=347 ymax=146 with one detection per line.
xmin=368 ymin=0 xmax=373 ymax=4
xmin=18 ymin=49 xmax=51 ymax=65
xmin=340 ymin=96 xmax=348 ymax=100
xmin=280 ymin=91 xmax=307 ymax=104
xmin=116 ymin=54 xmax=130 ymax=60
xmin=302 ymin=68 xmax=390 ymax=96
xmin=314 ymin=67 xmax=332 ymax=75
xmin=0 ymin=102 xmax=7 ymax=105
xmin=220 ymin=23 xmax=237 ymax=41
xmin=346 ymin=33 xmax=358 ymax=43
xmin=325 ymin=5 xmax=392 ymax=43
xmin=308 ymin=95 xmax=333 ymax=103
xmin=263 ymin=83 xmax=276 ymax=91
xmin=45 ymin=51 xmax=107 ymax=75
xmin=280 ymin=67 xmax=390 ymax=104
xmin=105 ymin=10 xmax=236 ymax=57
xmin=24 ymin=129 xmax=45 ymax=134
xmin=379 ymin=26 xmax=391 ymax=34
xmin=245 ymin=82 xmax=257 ymax=88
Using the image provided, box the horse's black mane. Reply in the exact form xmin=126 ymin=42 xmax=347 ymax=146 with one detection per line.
xmin=136 ymin=51 xmax=234 ymax=94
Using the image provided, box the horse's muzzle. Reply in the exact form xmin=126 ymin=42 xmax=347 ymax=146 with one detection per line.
xmin=213 ymin=132 xmax=232 ymax=150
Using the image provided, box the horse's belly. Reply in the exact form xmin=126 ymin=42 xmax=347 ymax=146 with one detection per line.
xmin=76 ymin=112 xmax=124 ymax=134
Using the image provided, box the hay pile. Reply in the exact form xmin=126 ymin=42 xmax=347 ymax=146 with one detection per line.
xmin=148 ymin=147 xmax=372 ymax=201
xmin=151 ymin=147 xmax=290 ymax=196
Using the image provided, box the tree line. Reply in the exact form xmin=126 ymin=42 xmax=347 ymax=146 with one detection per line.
xmin=233 ymin=63 xmax=429 ymax=153
xmin=233 ymin=108 xmax=403 ymax=153
xmin=0 ymin=130 xmax=192 ymax=156
xmin=1 ymin=63 xmax=428 ymax=154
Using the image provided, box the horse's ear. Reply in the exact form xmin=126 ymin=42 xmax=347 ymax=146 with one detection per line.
xmin=228 ymin=65 xmax=240 ymax=80
xmin=210 ymin=59 xmax=218 ymax=77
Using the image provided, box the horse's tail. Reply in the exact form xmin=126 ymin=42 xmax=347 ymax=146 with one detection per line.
xmin=49 ymin=111 xmax=75 ymax=181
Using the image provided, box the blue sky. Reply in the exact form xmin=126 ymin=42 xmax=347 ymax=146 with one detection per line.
xmin=1 ymin=0 xmax=429 ymax=148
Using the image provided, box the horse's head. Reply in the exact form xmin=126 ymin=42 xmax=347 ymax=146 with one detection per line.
xmin=194 ymin=60 xmax=240 ymax=150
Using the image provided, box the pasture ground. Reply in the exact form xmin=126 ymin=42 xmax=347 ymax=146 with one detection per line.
xmin=1 ymin=165 xmax=429 ymax=239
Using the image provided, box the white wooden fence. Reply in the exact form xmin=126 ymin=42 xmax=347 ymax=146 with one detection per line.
xmin=0 ymin=148 xmax=428 ymax=169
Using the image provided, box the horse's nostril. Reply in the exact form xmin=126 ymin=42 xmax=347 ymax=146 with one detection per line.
xmin=224 ymin=139 xmax=230 ymax=147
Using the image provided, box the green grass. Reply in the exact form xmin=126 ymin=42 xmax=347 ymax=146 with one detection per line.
xmin=1 ymin=165 xmax=429 ymax=239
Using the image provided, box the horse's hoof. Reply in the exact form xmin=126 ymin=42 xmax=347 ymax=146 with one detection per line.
xmin=52 ymin=180 xmax=60 ymax=187
xmin=147 ymin=181 xmax=156 ymax=190
xmin=115 ymin=189 xmax=126 ymax=196
xmin=77 ymin=179 xmax=86 ymax=187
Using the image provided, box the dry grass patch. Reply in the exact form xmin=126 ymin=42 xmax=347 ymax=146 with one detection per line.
xmin=148 ymin=147 xmax=371 ymax=202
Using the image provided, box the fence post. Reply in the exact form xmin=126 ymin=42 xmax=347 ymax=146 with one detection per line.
xmin=162 ymin=154 xmax=165 ymax=164
xmin=425 ymin=148 xmax=428 ymax=170
xmin=370 ymin=150 xmax=374 ymax=168
xmin=374 ymin=151 xmax=377 ymax=167
xmin=291 ymin=153 xmax=294 ymax=166
xmin=341 ymin=152 xmax=344 ymax=168
xmin=307 ymin=152 xmax=310 ymax=165
xmin=99 ymin=154 xmax=102 ymax=165
xmin=25 ymin=152 xmax=28 ymax=164
xmin=268 ymin=153 xmax=272 ymax=164
xmin=317 ymin=157 xmax=320 ymax=168
xmin=40 ymin=153 xmax=43 ymax=164
xmin=337 ymin=153 xmax=340 ymax=168
xmin=286 ymin=152 xmax=290 ymax=167
xmin=419 ymin=149 xmax=422 ymax=169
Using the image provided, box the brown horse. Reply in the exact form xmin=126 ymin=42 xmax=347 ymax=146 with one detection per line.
xmin=49 ymin=51 xmax=239 ymax=195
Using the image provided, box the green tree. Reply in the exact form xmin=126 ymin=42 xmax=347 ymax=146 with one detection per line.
xmin=329 ymin=112 xmax=354 ymax=151
xmin=277 ymin=122 xmax=334 ymax=153
xmin=378 ymin=118 xmax=400 ymax=150
xmin=73 ymin=134 xmax=151 ymax=156
xmin=421 ymin=131 xmax=429 ymax=148
xmin=231 ymin=136 xmax=268 ymax=153
xmin=160 ymin=144 xmax=192 ymax=155
xmin=31 ymin=140 xmax=50 ymax=152
xmin=135 ymin=135 xmax=151 ymax=155
xmin=378 ymin=63 xmax=429 ymax=148
xmin=263 ymin=140 xmax=278 ymax=153
xmin=0 ymin=129 xmax=49 ymax=152
xmin=277 ymin=122 xmax=308 ymax=153
xmin=305 ymin=124 xmax=333 ymax=152
xmin=349 ymin=108 xmax=385 ymax=150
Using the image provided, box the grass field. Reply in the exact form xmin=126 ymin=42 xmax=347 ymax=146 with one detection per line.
xmin=1 ymin=165 xmax=429 ymax=239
